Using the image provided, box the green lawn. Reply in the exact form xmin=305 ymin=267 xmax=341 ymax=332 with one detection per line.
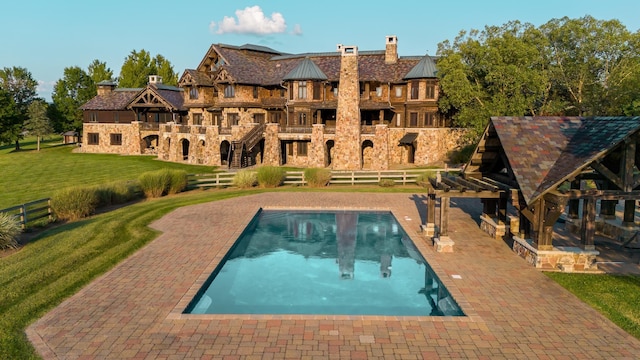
xmin=0 ymin=136 xmax=217 ymax=209
xmin=545 ymin=272 xmax=640 ymax=339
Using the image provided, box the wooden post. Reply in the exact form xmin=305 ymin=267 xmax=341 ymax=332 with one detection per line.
xmin=427 ymin=194 xmax=436 ymax=225
xmin=567 ymin=180 xmax=580 ymax=219
xmin=623 ymin=200 xmax=635 ymax=226
xmin=498 ymin=192 xmax=508 ymax=224
xmin=581 ymin=197 xmax=596 ymax=250
xmin=47 ymin=199 xmax=53 ymax=222
xmin=439 ymin=196 xmax=449 ymax=237
xmin=20 ymin=204 xmax=27 ymax=230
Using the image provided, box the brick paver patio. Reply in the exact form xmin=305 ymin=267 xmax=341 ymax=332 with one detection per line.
xmin=27 ymin=192 xmax=640 ymax=359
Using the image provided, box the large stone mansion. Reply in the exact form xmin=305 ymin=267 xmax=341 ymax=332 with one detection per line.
xmin=80 ymin=36 xmax=465 ymax=169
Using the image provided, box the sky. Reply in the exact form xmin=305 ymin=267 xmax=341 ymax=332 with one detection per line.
xmin=2 ymin=0 xmax=640 ymax=101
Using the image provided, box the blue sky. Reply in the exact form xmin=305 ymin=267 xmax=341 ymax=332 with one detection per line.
xmin=2 ymin=0 xmax=639 ymax=101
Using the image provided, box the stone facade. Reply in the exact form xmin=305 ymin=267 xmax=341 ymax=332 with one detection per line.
xmin=80 ymin=37 xmax=468 ymax=170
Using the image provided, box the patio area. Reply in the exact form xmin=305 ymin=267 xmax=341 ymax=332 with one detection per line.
xmin=27 ymin=192 xmax=640 ymax=359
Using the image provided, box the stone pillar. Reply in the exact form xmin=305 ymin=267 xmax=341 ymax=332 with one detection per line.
xmin=333 ymin=45 xmax=361 ymax=170
xmin=370 ymin=124 xmax=389 ymax=170
xmin=262 ymin=123 xmax=281 ymax=166
xmin=309 ymin=124 xmax=325 ymax=168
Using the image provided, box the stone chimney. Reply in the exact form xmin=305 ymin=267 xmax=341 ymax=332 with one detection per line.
xmin=148 ymin=75 xmax=163 ymax=85
xmin=96 ymin=80 xmax=117 ymax=96
xmin=385 ymin=35 xmax=398 ymax=64
xmin=333 ymin=44 xmax=361 ymax=170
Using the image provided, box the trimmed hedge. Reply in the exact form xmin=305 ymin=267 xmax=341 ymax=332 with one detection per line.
xmin=304 ymin=167 xmax=332 ymax=187
xmin=0 ymin=212 xmax=21 ymax=249
xmin=256 ymin=166 xmax=285 ymax=188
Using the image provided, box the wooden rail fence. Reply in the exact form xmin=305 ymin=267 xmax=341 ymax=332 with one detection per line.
xmin=188 ymin=169 xmax=460 ymax=189
xmin=0 ymin=198 xmax=52 ymax=229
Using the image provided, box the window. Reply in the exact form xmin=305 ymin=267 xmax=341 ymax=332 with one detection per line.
xmin=224 ymin=84 xmax=235 ymax=98
xmin=395 ymin=86 xmax=402 ymax=98
xmin=313 ymin=81 xmax=321 ymax=100
xmin=189 ymin=87 xmax=199 ymax=99
xmin=288 ymin=142 xmax=294 ymax=156
xmin=298 ymin=81 xmax=307 ymax=99
xmin=280 ymin=88 xmax=285 ymax=97
xmin=193 ymin=113 xmax=203 ymax=125
xmin=298 ymin=113 xmax=307 ymax=125
xmin=254 ymin=113 xmax=265 ymax=124
xmin=113 ymin=113 xmax=119 ymax=123
xmin=269 ymin=112 xmax=282 ymax=124
xmin=297 ymin=142 xmax=308 ymax=156
xmin=289 ymin=83 xmax=294 ymax=100
xmin=253 ymin=86 xmax=259 ymax=99
xmin=409 ymin=112 xmax=418 ymax=127
xmin=359 ymin=82 xmax=365 ymax=98
xmin=425 ymin=112 xmax=435 ymax=127
xmin=110 ymin=133 xmax=122 ymax=145
xmin=376 ymin=86 xmax=382 ymax=97
xmin=228 ymin=113 xmax=239 ymax=126
xmin=332 ymin=83 xmax=339 ymax=97
xmin=90 ymin=112 xmax=98 ymax=122
xmin=88 ymin=133 xmax=99 ymax=145
xmin=410 ymin=81 xmax=419 ymax=100
xmin=426 ymin=80 xmax=435 ymax=99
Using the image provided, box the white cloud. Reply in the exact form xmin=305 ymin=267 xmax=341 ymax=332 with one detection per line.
xmin=209 ymin=6 xmax=288 ymax=35
xmin=291 ymin=24 xmax=303 ymax=36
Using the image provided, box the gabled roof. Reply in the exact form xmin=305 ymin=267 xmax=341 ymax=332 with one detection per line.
xmin=80 ymin=89 xmax=140 ymax=110
xmin=403 ymin=55 xmax=437 ymax=79
xmin=466 ymin=116 xmax=640 ymax=206
xmin=179 ymin=69 xmax=214 ymax=87
xmin=283 ymin=57 xmax=327 ymax=81
xmin=125 ymin=84 xmax=185 ymax=111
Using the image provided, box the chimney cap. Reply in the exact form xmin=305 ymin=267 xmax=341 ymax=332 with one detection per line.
xmin=149 ymin=75 xmax=163 ymax=84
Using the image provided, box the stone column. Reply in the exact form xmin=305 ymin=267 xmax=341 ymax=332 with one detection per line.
xmin=309 ymin=124 xmax=325 ymax=168
xmin=262 ymin=123 xmax=281 ymax=166
xmin=371 ymin=124 xmax=389 ymax=170
xmin=332 ymin=45 xmax=361 ymax=170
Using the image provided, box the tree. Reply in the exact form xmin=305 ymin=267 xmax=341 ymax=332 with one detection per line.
xmin=0 ymin=88 xmax=20 ymax=145
xmin=88 ymin=59 xmax=114 ymax=84
xmin=153 ymin=54 xmax=178 ymax=86
xmin=118 ymin=49 xmax=178 ymax=87
xmin=24 ymin=99 xmax=53 ymax=151
xmin=436 ymin=21 xmax=553 ymax=139
xmin=540 ymin=16 xmax=640 ymax=116
xmin=52 ymin=66 xmax=95 ymax=132
xmin=0 ymin=66 xmax=38 ymax=149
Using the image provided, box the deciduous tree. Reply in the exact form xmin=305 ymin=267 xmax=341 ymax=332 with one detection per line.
xmin=52 ymin=66 xmax=95 ymax=132
xmin=118 ymin=49 xmax=178 ymax=87
xmin=0 ymin=66 xmax=38 ymax=149
xmin=24 ymin=99 xmax=53 ymax=151
xmin=88 ymin=59 xmax=114 ymax=84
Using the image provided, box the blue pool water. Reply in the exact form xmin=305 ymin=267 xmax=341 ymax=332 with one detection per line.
xmin=185 ymin=210 xmax=464 ymax=316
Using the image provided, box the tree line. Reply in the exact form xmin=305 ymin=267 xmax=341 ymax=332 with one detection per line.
xmin=436 ymin=16 xmax=640 ymax=139
xmin=0 ymin=49 xmax=178 ymax=150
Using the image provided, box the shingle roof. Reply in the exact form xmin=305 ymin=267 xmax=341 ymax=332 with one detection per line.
xmin=283 ymin=57 xmax=328 ymax=81
xmin=182 ymin=69 xmax=214 ymax=86
xmin=403 ymin=55 xmax=438 ymax=79
xmin=80 ymin=89 xmax=140 ymax=110
xmin=489 ymin=116 xmax=640 ymax=205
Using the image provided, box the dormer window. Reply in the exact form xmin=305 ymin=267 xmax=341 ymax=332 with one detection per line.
xmin=189 ymin=87 xmax=199 ymax=100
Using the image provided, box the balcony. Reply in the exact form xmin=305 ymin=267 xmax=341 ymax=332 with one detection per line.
xmin=280 ymin=125 xmax=312 ymax=134
xmin=140 ymin=122 xmax=159 ymax=131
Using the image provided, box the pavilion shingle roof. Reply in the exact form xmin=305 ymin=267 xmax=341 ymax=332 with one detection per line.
xmin=403 ymin=55 xmax=438 ymax=79
xmin=490 ymin=116 xmax=640 ymax=205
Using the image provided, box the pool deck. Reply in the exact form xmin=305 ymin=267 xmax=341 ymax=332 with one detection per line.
xmin=27 ymin=192 xmax=640 ymax=359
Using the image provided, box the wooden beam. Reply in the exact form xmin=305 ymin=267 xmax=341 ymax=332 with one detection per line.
xmin=553 ymin=189 xmax=640 ymax=200
xmin=591 ymin=161 xmax=623 ymax=189
xmin=441 ymin=176 xmax=466 ymax=192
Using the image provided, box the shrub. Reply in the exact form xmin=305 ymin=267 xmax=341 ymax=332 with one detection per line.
xmin=94 ymin=180 xmax=141 ymax=207
xmin=50 ymin=186 xmax=99 ymax=221
xmin=167 ymin=170 xmax=188 ymax=195
xmin=138 ymin=170 xmax=171 ymax=198
xmin=379 ymin=179 xmax=396 ymax=187
xmin=304 ymin=167 xmax=332 ymax=187
xmin=448 ymin=143 xmax=476 ymax=164
xmin=256 ymin=166 xmax=285 ymax=188
xmin=415 ymin=171 xmax=437 ymax=187
xmin=0 ymin=212 xmax=21 ymax=249
xmin=233 ymin=170 xmax=257 ymax=188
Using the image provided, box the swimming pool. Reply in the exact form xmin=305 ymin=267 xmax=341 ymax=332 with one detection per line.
xmin=185 ymin=210 xmax=464 ymax=316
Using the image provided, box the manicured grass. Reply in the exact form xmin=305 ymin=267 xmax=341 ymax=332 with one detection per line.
xmin=0 ymin=136 xmax=217 ymax=209
xmin=0 ymin=188 xmax=261 ymax=359
xmin=545 ymin=272 xmax=640 ymax=339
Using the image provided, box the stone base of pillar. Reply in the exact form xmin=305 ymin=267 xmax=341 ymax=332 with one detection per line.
xmin=480 ymin=215 xmax=509 ymax=239
xmin=420 ymin=223 xmax=436 ymax=237
xmin=433 ymin=236 xmax=454 ymax=253
xmin=511 ymin=235 xmax=600 ymax=272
